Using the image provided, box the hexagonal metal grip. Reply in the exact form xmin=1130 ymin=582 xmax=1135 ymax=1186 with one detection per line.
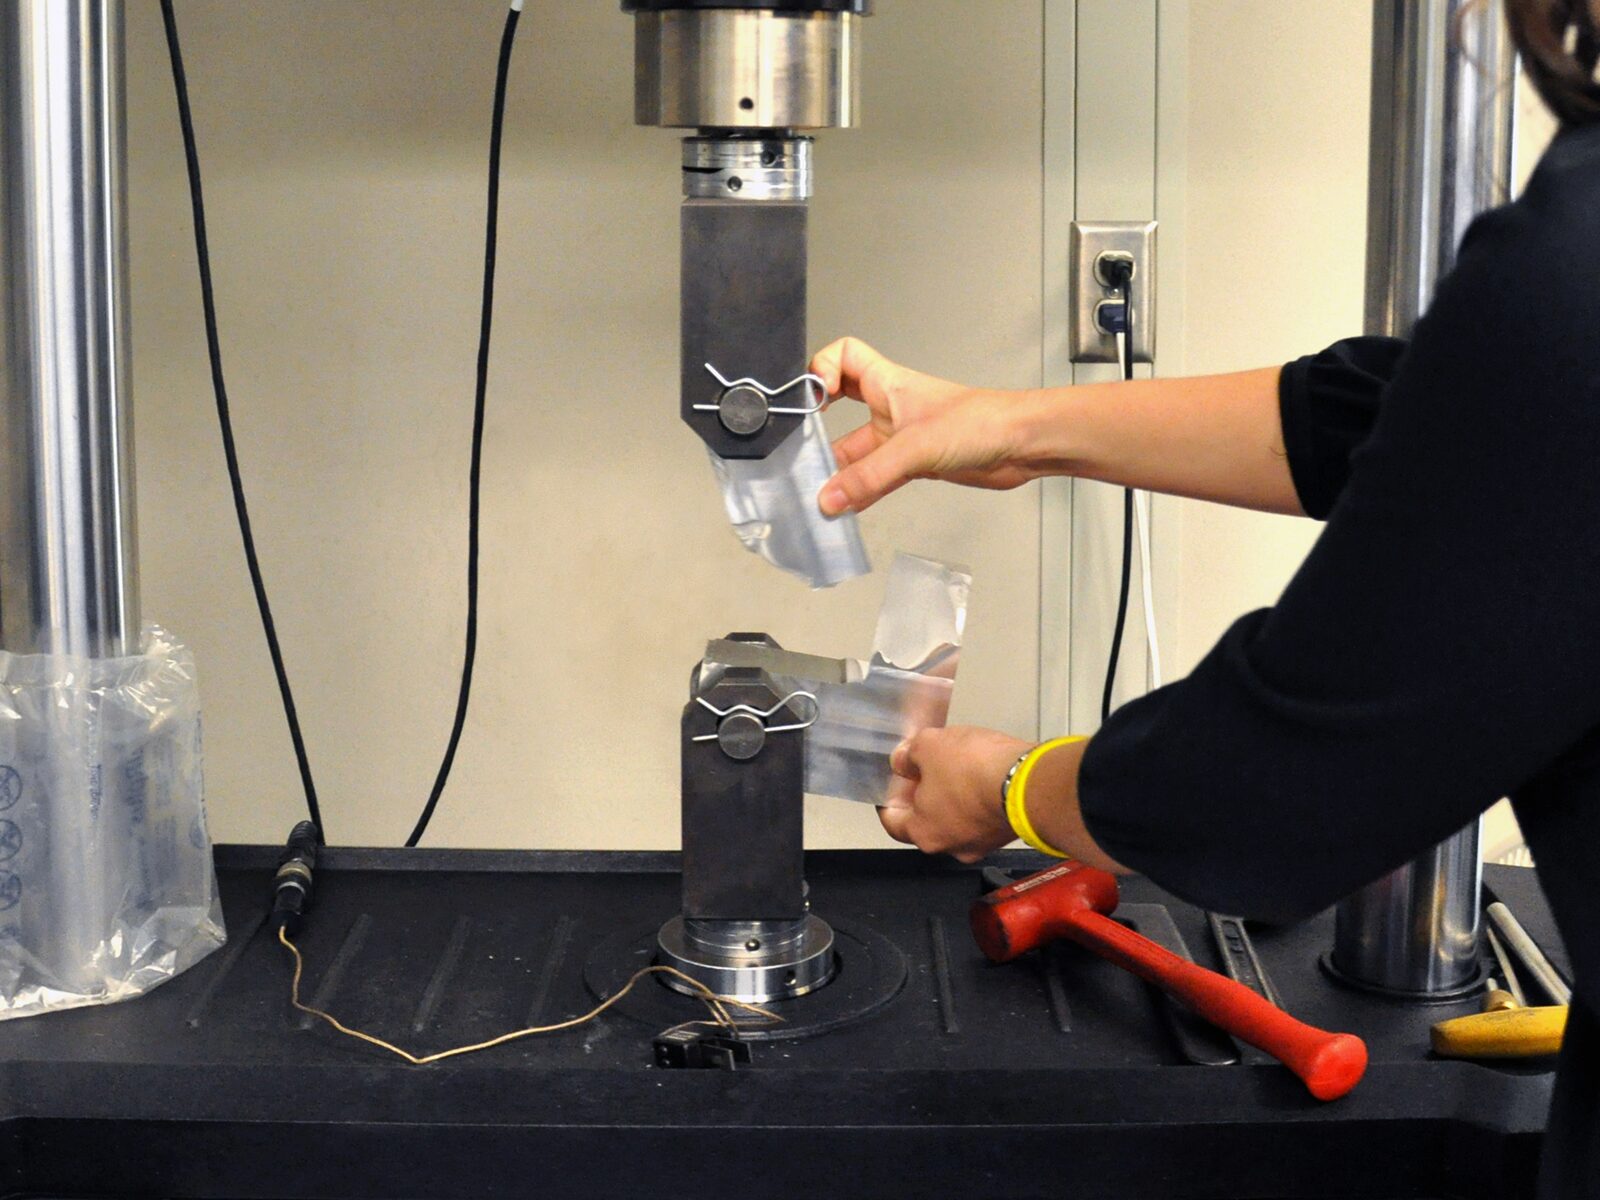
xmin=679 ymin=634 xmax=808 ymax=920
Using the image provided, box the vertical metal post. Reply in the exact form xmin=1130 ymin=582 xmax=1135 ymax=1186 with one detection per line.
xmin=1 ymin=0 xmax=139 ymax=659
xmin=1329 ymin=0 xmax=1515 ymax=998
xmin=0 ymin=1 xmax=138 ymax=998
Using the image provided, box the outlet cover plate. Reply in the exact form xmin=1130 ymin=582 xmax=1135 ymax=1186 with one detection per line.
xmin=1070 ymin=219 xmax=1157 ymax=365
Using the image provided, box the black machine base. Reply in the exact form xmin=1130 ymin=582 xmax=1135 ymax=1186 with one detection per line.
xmin=0 ymin=848 xmax=1564 ymax=1200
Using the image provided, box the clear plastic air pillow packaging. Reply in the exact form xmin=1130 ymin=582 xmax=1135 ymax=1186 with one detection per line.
xmin=703 ymin=553 xmax=971 ymax=806
xmin=710 ymin=411 xmax=872 ymax=589
xmin=0 ymin=626 xmax=225 ymax=1020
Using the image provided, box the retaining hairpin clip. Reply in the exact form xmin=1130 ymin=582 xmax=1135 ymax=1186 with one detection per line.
xmin=690 ymin=691 xmax=821 ymax=742
xmin=693 ymin=364 xmax=828 ymax=435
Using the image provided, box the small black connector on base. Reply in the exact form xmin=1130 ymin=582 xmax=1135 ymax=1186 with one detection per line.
xmin=271 ymin=820 xmax=321 ymax=934
xmin=653 ymin=1028 xmax=753 ymax=1071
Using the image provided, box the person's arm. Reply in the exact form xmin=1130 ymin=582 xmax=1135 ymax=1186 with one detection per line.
xmin=876 ymin=727 xmax=1122 ymax=872
xmin=1015 ymin=369 xmax=1300 ymax=513
xmin=812 ymin=337 xmax=1404 ymax=520
xmin=1071 ymin=199 xmax=1600 ymax=922
xmin=870 ymin=195 xmax=1598 ymax=910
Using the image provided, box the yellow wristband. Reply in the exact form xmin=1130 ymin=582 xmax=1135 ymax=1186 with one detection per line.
xmin=1003 ymin=736 xmax=1088 ymax=859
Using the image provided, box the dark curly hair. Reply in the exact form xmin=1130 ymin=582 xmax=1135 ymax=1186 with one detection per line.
xmin=1506 ymin=0 xmax=1600 ymax=124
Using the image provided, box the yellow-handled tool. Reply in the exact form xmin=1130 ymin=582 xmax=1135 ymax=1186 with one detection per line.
xmin=1431 ymin=1001 xmax=1567 ymax=1059
xmin=1431 ymin=905 xmax=1570 ymax=1060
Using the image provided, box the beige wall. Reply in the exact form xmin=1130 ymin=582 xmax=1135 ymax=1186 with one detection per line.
xmin=1166 ymin=4 xmax=1369 ymax=677
xmin=122 ymin=1 xmax=1557 ymax=855
xmin=125 ymin=1 xmax=1045 ymax=849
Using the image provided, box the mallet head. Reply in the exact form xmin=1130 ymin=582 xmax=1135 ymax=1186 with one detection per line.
xmin=970 ymin=861 xmax=1121 ymax=963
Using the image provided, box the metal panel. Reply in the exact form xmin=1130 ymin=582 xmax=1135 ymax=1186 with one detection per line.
xmin=1038 ymin=0 xmax=1078 ymax=738
xmin=680 ymin=667 xmax=807 ymax=920
xmin=1060 ymin=0 xmax=1158 ymax=734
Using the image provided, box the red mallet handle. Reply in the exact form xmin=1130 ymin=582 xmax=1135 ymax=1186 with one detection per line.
xmin=1064 ymin=909 xmax=1367 ymax=1101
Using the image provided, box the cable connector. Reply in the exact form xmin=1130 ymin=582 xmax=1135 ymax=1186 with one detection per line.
xmin=271 ymin=820 xmax=320 ymax=934
xmin=1095 ymin=250 xmax=1135 ymax=290
xmin=1094 ymin=299 xmax=1128 ymax=336
xmin=653 ymin=1027 xmax=753 ymax=1070
xmin=1093 ymin=250 xmax=1136 ymax=346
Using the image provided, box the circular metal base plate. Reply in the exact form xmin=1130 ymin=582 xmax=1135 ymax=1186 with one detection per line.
xmin=1319 ymin=951 xmax=1490 ymax=1003
xmin=584 ymin=919 xmax=908 ymax=1042
xmin=657 ymin=914 xmax=836 ymax=1003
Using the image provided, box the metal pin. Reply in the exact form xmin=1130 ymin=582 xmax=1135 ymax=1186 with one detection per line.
xmin=1487 ymin=902 xmax=1570 ymax=1006
xmin=689 ymin=691 xmax=820 ymax=742
xmin=1484 ymin=924 xmax=1527 ymax=1009
xmin=694 ymin=363 xmax=827 ymax=416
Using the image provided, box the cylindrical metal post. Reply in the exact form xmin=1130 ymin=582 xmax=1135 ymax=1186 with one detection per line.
xmin=1 ymin=0 xmax=139 ymax=659
xmin=1363 ymin=0 xmax=1517 ymax=337
xmin=0 ymin=0 xmax=139 ymax=999
xmin=1329 ymin=0 xmax=1515 ymax=998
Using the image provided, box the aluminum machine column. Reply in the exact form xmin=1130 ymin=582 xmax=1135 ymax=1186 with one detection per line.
xmin=623 ymin=0 xmax=868 ymax=1001
xmin=1327 ymin=0 xmax=1516 ymax=998
xmin=0 ymin=0 xmax=139 ymax=659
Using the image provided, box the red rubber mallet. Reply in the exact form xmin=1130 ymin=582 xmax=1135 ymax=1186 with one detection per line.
xmin=970 ymin=862 xmax=1368 ymax=1101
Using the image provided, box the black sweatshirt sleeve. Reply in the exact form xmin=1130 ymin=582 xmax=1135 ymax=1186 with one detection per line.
xmin=1279 ymin=336 xmax=1409 ymax=518
xmin=1077 ymin=179 xmax=1600 ymax=923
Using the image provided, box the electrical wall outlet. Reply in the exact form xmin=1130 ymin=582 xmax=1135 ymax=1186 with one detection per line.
xmin=1069 ymin=220 xmax=1157 ymax=365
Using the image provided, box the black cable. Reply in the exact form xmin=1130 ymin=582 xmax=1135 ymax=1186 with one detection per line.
xmin=1100 ymin=272 xmax=1136 ymax=724
xmin=161 ymin=1 xmax=325 ymax=841
xmin=162 ymin=2 xmax=522 ymax=848
xmin=405 ymin=4 xmax=521 ymax=847
xmin=1101 ymin=489 xmax=1135 ymax=723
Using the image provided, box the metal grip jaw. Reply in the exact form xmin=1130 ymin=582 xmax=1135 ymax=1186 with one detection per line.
xmin=681 ymin=137 xmax=814 ymax=459
xmin=659 ymin=633 xmax=837 ymax=1002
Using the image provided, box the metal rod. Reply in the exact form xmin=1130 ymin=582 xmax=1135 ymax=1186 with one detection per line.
xmin=1330 ymin=0 xmax=1515 ymax=997
xmin=1364 ymin=0 xmax=1517 ymax=336
xmin=0 ymin=0 xmax=138 ymax=999
xmin=1485 ymin=923 xmax=1528 ymax=1008
xmin=1487 ymin=902 xmax=1571 ymax=1006
xmin=1 ymin=0 xmax=139 ymax=659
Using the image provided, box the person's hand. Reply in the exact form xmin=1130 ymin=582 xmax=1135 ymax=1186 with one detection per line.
xmin=878 ymin=726 xmax=1032 ymax=863
xmin=813 ymin=338 xmax=1038 ymax=516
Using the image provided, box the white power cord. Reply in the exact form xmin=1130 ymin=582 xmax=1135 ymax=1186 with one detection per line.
xmin=1133 ymin=488 xmax=1162 ymax=688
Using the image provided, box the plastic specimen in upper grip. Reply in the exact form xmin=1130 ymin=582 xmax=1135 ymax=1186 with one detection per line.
xmin=709 ymin=413 xmax=870 ymax=588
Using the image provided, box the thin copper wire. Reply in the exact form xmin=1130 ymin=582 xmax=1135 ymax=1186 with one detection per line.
xmin=278 ymin=925 xmax=781 ymax=1066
